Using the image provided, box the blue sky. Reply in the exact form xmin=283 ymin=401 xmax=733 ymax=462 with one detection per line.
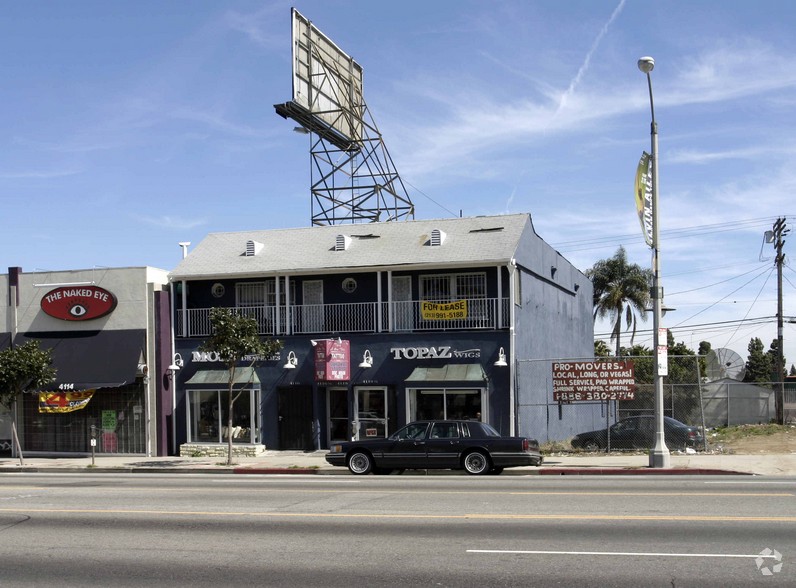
xmin=2 ymin=1 xmax=795 ymax=367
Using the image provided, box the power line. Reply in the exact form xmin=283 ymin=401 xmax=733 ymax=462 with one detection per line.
xmin=552 ymin=216 xmax=791 ymax=252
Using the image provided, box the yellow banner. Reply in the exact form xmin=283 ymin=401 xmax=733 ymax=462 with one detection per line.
xmin=635 ymin=151 xmax=653 ymax=247
xmin=38 ymin=390 xmax=95 ymax=413
xmin=420 ymin=300 xmax=468 ymax=320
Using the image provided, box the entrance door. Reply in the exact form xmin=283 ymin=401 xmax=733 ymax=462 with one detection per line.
xmin=392 ymin=276 xmax=412 ymax=331
xmin=354 ymin=388 xmax=388 ymax=441
xmin=277 ymin=386 xmax=314 ymax=450
xmin=327 ymin=388 xmax=349 ymax=444
xmin=302 ymin=280 xmax=324 ymax=333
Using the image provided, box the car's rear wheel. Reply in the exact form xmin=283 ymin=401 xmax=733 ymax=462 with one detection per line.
xmin=348 ymin=451 xmax=373 ymax=475
xmin=463 ymin=450 xmax=491 ymax=475
xmin=583 ymin=440 xmax=602 ymax=452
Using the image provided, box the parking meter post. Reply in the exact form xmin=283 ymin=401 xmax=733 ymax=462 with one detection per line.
xmin=90 ymin=425 xmax=96 ymax=466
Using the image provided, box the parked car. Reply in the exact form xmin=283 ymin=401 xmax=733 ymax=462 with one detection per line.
xmin=570 ymin=416 xmax=704 ymax=452
xmin=325 ymin=420 xmax=543 ymax=475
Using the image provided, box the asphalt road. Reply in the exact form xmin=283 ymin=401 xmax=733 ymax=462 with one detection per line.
xmin=1 ymin=473 xmax=794 ymax=587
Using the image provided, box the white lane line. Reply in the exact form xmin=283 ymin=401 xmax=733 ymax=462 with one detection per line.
xmin=703 ymin=481 xmax=796 ymax=485
xmin=467 ymin=550 xmax=775 ymax=559
xmin=212 ymin=478 xmax=361 ymax=484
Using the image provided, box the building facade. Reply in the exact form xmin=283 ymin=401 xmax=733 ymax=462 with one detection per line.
xmin=169 ymin=214 xmax=600 ymax=455
xmin=1 ymin=266 xmax=172 ymax=457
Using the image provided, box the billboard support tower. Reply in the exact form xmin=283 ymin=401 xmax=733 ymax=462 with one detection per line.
xmin=275 ymin=9 xmax=414 ymax=226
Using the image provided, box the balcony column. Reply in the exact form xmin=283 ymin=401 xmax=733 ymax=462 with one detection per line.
xmin=387 ymin=270 xmax=394 ymax=332
xmin=275 ymin=276 xmax=281 ymax=335
xmin=377 ymin=270 xmax=383 ymax=333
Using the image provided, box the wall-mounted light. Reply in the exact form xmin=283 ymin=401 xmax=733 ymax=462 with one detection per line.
xmin=166 ymin=353 xmax=183 ymax=380
xmin=494 ymin=347 xmax=508 ymax=367
xmin=551 ymin=266 xmax=557 ymax=278
xmin=574 ymin=284 xmax=580 ymax=292
xmin=283 ymin=351 xmax=298 ymax=369
xmin=358 ymin=350 xmax=373 ymax=369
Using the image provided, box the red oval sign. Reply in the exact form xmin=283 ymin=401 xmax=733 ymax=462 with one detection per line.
xmin=40 ymin=286 xmax=118 ymax=321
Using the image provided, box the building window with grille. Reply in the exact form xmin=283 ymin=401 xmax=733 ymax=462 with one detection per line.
xmin=419 ymin=273 xmax=486 ymax=301
xmin=419 ymin=273 xmax=488 ymax=328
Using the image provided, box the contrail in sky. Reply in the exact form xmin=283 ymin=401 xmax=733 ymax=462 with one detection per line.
xmin=557 ymin=0 xmax=627 ymax=113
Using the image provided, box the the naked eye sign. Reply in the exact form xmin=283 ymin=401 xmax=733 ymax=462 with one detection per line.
xmin=41 ymin=286 xmax=118 ymax=321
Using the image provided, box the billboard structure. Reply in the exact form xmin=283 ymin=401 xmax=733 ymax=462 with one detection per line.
xmin=275 ymin=9 xmax=414 ymax=225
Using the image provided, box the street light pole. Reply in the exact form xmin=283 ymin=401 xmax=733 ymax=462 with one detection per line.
xmin=638 ymin=56 xmax=671 ymax=468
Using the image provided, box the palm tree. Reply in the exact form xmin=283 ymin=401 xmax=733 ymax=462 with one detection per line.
xmin=586 ymin=246 xmax=652 ymax=357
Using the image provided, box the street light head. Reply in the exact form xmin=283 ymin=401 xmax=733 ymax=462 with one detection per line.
xmin=638 ymin=56 xmax=655 ymax=74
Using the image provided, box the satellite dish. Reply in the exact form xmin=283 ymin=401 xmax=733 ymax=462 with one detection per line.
xmin=705 ymin=348 xmax=746 ymax=381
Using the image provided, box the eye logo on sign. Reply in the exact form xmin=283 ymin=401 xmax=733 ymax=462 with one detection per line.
xmin=41 ymin=286 xmax=118 ymax=321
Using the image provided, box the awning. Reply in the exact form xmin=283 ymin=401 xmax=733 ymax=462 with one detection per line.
xmin=405 ymin=363 xmax=487 ymax=382
xmin=185 ymin=367 xmax=260 ymax=388
xmin=17 ymin=329 xmax=145 ymax=391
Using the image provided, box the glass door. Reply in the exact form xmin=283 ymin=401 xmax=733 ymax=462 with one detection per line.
xmin=327 ymin=388 xmax=349 ymax=444
xmin=354 ymin=387 xmax=388 ymax=440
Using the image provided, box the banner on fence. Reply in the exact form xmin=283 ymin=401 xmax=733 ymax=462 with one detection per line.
xmin=552 ymin=360 xmax=636 ymax=402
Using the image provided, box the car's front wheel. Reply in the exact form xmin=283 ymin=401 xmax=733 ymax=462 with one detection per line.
xmin=583 ymin=440 xmax=602 ymax=452
xmin=347 ymin=451 xmax=373 ymax=475
xmin=463 ymin=450 xmax=491 ymax=475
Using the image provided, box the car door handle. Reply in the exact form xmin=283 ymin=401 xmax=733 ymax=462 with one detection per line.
xmin=414 ymin=441 xmax=426 ymax=446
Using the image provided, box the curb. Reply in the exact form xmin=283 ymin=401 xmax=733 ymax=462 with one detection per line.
xmin=536 ymin=467 xmax=752 ymax=476
xmin=0 ymin=466 xmax=754 ymax=476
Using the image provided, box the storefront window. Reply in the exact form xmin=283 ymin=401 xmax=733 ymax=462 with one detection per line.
xmin=410 ymin=388 xmax=483 ymax=421
xmin=187 ymin=389 xmax=259 ymax=444
xmin=21 ymin=385 xmax=146 ymax=454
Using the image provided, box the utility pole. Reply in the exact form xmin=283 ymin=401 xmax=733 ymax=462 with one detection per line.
xmin=773 ymin=217 xmax=789 ymax=424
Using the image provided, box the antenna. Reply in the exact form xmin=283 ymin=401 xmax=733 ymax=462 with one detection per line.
xmin=705 ymin=348 xmax=746 ymax=381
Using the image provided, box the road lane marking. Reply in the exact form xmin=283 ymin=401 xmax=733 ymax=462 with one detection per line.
xmin=467 ymin=549 xmax=779 ymax=559
xmin=2 ymin=484 xmax=790 ymax=497
xmin=0 ymin=507 xmax=794 ymax=522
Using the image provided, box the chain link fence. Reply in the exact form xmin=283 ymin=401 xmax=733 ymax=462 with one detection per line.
xmin=517 ymin=355 xmax=792 ymax=450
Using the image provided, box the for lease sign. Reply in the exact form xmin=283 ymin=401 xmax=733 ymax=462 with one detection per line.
xmin=552 ymin=360 xmax=636 ymax=402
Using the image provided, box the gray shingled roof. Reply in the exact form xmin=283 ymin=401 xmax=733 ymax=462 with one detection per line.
xmin=169 ymin=214 xmax=533 ymax=280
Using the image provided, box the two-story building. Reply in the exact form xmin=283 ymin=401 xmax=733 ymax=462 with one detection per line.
xmin=169 ymin=213 xmax=599 ymax=456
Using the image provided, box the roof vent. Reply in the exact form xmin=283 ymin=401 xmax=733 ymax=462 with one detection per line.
xmin=430 ymin=228 xmax=446 ymax=246
xmin=335 ymin=234 xmax=352 ymax=251
xmin=245 ymin=240 xmax=264 ymax=256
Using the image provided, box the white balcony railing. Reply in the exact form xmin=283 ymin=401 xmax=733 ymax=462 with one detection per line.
xmin=176 ymin=298 xmax=509 ymax=338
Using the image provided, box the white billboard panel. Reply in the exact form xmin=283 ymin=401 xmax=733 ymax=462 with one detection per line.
xmin=291 ymin=8 xmax=363 ymax=144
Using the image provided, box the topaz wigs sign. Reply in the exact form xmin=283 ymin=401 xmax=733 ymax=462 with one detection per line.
xmin=552 ymin=360 xmax=636 ymax=402
xmin=41 ymin=286 xmax=117 ymax=321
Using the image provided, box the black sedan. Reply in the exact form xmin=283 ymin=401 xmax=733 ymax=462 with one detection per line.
xmin=325 ymin=420 xmax=543 ymax=475
xmin=570 ymin=415 xmax=705 ymax=452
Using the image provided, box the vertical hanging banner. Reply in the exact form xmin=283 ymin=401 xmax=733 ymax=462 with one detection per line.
xmin=314 ymin=339 xmax=350 ymax=381
xmin=635 ymin=152 xmax=653 ymax=247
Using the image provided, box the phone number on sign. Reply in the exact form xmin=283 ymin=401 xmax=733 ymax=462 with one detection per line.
xmin=553 ymin=391 xmax=635 ymax=402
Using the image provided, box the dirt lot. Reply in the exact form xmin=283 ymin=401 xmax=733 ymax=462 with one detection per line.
xmin=706 ymin=424 xmax=796 ymax=454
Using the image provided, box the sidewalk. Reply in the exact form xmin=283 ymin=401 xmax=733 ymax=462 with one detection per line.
xmin=2 ymin=450 xmax=795 ymax=476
